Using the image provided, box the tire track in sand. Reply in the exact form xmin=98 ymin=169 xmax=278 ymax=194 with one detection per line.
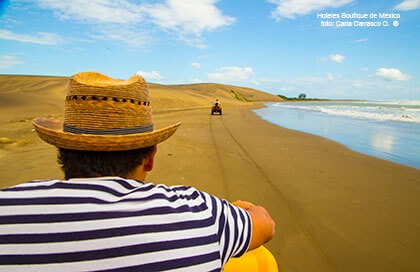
xmin=209 ymin=114 xmax=231 ymax=200
xmin=217 ymin=114 xmax=337 ymax=271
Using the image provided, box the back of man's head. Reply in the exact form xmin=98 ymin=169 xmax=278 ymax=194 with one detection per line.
xmin=58 ymin=146 xmax=156 ymax=179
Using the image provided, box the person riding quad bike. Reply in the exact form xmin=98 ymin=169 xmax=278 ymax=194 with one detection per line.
xmin=212 ymin=99 xmax=222 ymax=115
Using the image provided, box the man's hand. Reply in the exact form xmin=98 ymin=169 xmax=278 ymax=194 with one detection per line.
xmin=233 ymin=200 xmax=276 ymax=251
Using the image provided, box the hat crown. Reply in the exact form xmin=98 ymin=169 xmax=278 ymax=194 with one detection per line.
xmin=64 ymin=72 xmax=153 ymax=134
xmin=32 ymin=71 xmax=180 ymax=151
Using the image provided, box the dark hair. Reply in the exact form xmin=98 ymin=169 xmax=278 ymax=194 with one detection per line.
xmin=58 ymin=146 xmax=156 ymax=179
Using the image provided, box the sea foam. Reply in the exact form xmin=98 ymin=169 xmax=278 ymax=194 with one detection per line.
xmin=271 ymin=100 xmax=420 ymax=123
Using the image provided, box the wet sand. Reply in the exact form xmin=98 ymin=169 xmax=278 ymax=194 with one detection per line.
xmin=1 ymin=75 xmax=419 ymax=271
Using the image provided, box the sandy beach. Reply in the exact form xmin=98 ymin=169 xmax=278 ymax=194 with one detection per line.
xmin=1 ymin=75 xmax=420 ymax=271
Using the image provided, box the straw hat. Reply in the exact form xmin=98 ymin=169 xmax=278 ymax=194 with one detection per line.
xmin=32 ymin=72 xmax=181 ymax=151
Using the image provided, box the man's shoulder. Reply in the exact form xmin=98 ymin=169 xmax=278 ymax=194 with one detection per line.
xmin=1 ymin=179 xmax=61 ymax=191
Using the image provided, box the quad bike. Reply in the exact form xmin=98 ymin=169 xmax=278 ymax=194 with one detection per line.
xmin=224 ymin=246 xmax=278 ymax=272
xmin=211 ymin=104 xmax=222 ymax=115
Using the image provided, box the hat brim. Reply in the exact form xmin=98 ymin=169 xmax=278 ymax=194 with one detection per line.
xmin=33 ymin=117 xmax=181 ymax=151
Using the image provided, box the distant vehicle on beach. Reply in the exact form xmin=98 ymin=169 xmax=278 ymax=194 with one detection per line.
xmin=211 ymin=102 xmax=222 ymax=115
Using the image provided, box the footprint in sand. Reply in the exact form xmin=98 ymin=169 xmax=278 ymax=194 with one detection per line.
xmin=0 ymin=137 xmax=12 ymax=144
xmin=0 ymin=137 xmax=29 ymax=149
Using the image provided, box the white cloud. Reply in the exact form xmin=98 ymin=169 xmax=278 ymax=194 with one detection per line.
xmin=375 ymin=68 xmax=411 ymax=81
xmin=143 ymin=0 xmax=235 ymax=34
xmin=191 ymin=62 xmax=201 ymax=68
xmin=267 ymin=0 xmax=354 ymax=20
xmin=330 ymin=54 xmax=345 ymax=63
xmin=394 ymin=0 xmax=420 ymax=10
xmin=351 ymin=38 xmax=368 ymax=43
xmin=0 ymin=55 xmax=24 ymax=69
xmin=260 ymin=70 xmax=418 ymax=100
xmin=188 ymin=78 xmax=203 ymax=83
xmin=142 ymin=0 xmax=235 ymax=47
xmin=33 ymin=0 xmax=147 ymax=47
xmin=326 ymin=72 xmax=334 ymax=80
xmin=0 ymin=29 xmax=63 ymax=45
xmin=33 ymin=0 xmax=235 ymax=48
xmin=90 ymin=25 xmax=151 ymax=47
xmin=35 ymin=0 xmax=142 ymax=24
xmin=320 ymin=54 xmax=345 ymax=63
xmin=208 ymin=66 xmax=258 ymax=85
xmin=136 ymin=70 xmax=163 ymax=80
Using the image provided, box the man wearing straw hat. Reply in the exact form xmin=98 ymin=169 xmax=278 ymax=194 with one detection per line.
xmin=0 ymin=72 xmax=275 ymax=271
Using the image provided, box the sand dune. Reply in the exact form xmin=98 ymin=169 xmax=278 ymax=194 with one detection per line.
xmin=0 ymin=75 xmax=282 ymax=122
xmin=1 ymin=75 xmax=419 ymax=271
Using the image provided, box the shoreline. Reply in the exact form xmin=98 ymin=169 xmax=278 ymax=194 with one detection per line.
xmin=255 ymin=101 xmax=420 ymax=169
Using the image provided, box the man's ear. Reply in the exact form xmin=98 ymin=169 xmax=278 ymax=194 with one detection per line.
xmin=144 ymin=146 xmax=157 ymax=172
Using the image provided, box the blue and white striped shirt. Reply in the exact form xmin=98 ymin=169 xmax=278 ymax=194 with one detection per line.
xmin=0 ymin=177 xmax=251 ymax=271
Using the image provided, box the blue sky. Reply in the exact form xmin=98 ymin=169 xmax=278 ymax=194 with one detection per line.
xmin=0 ymin=0 xmax=419 ymax=100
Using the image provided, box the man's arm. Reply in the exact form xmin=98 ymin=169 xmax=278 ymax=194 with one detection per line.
xmin=233 ymin=200 xmax=275 ymax=251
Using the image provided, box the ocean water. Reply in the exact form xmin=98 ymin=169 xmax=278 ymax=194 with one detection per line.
xmin=254 ymin=101 xmax=420 ymax=169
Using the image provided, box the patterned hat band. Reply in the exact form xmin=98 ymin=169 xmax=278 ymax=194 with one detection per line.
xmin=65 ymin=95 xmax=151 ymax=106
